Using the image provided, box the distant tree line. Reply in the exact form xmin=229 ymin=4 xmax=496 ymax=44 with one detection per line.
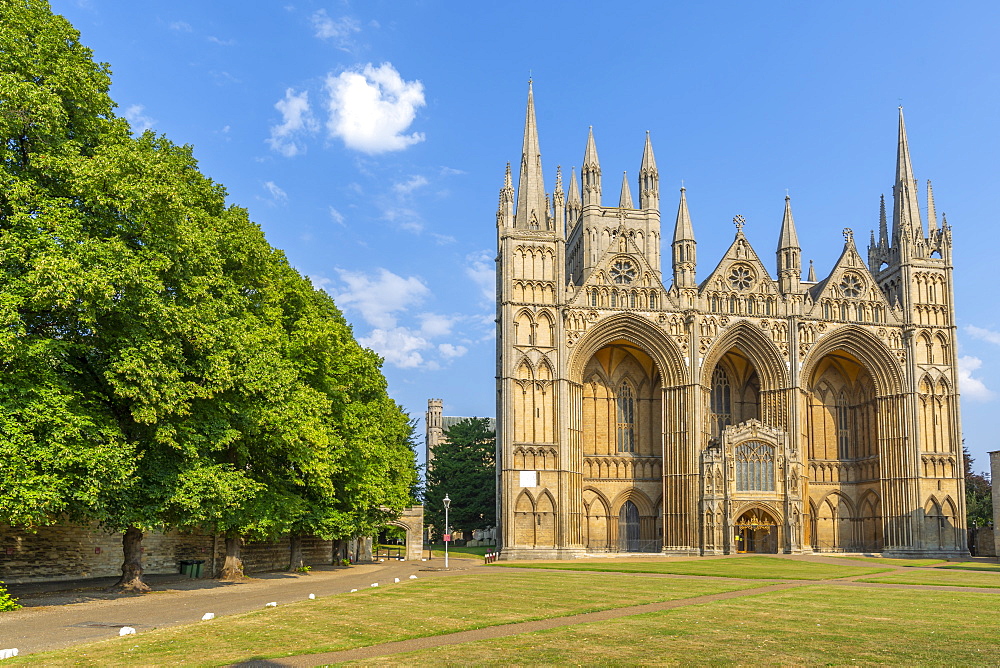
xmin=424 ymin=418 xmax=496 ymax=540
xmin=0 ymin=0 xmax=417 ymax=591
xmin=964 ymin=446 xmax=992 ymax=528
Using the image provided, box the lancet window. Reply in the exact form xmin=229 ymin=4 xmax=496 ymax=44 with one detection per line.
xmin=837 ymin=391 xmax=850 ymax=459
xmin=735 ymin=441 xmax=775 ymax=491
xmin=616 ymin=382 xmax=636 ymax=453
xmin=710 ymin=367 xmax=732 ymax=442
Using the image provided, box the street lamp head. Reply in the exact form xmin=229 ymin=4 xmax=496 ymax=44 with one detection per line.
xmin=443 ymin=494 xmax=451 ymax=510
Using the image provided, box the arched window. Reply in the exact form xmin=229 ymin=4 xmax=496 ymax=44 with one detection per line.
xmin=591 ymin=290 xmax=597 ymax=307
xmin=837 ymin=391 xmax=850 ymax=459
xmin=630 ymin=291 xmax=637 ymax=308
xmin=649 ymin=292 xmax=657 ymax=309
xmin=735 ymin=441 xmax=775 ymax=491
xmin=610 ymin=291 xmax=617 ymax=308
xmin=616 ymin=382 xmax=635 ymax=453
xmin=710 ymin=367 xmax=732 ymax=442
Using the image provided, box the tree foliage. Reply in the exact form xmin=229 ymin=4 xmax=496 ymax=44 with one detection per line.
xmin=424 ymin=418 xmax=496 ymax=537
xmin=0 ymin=0 xmax=417 ymax=587
xmin=963 ymin=446 xmax=993 ymax=527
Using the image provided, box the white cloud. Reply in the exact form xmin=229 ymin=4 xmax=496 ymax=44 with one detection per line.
xmin=465 ymin=250 xmax=496 ymax=302
xmin=207 ymin=35 xmax=235 ymax=46
xmin=381 ymin=206 xmax=424 ymax=233
xmin=325 ymin=63 xmax=426 ymax=154
xmin=328 ymin=206 xmax=346 ymax=225
xmin=440 ymin=166 xmax=465 ymax=176
xmin=124 ymin=104 xmax=156 ymax=132
xmin=965 ymin=325 xmax=1000 ymax=346
xmin=958 ymin=356 xmax=994 ymax=402
xmin=169 ymin=21 xmax=192 ymax=32
xmin=311 ymin=10 xmax=361 ymax=50
xmin=438 ymin=343 xmax=468 ymax=359
xmin=418 ymin=313 xmax=456 ymax=338
xmin=267 ymin=88 xmax=318 ymax=157
xmin=263 ymin=181 xmax=287 ymax=202
xmin=393 ymin=175 xmax=429 ymax=195
xmin=359 ymin=327 xmax=428 ymax=369
xmin=334 ymin=268 xmax=428 ymax=329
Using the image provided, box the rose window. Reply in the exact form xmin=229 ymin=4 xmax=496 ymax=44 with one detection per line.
xmin=610 ymin=260 xmax=637 ymax=285
xmin=728 ymin=265 xmax=754 ymax=291
xmin=840 ymin=274 xmax=863 ymax=298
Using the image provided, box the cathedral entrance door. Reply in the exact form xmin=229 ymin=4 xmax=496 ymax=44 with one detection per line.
xmin=618 ymin=501 xmax=641 ymax=552
xmin=734 ymin=508 xmax=778 ymax=554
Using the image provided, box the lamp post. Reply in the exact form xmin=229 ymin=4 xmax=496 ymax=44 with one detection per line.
xmin=443 ymin=494 xmax=451 ymax=569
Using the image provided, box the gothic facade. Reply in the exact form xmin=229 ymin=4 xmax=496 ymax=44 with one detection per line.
xmin=496 ymin=84 xmax=966 ymax=558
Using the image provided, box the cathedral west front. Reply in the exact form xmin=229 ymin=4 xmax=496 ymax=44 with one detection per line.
xmin=495 ymin=83 xmax=967 ymax=558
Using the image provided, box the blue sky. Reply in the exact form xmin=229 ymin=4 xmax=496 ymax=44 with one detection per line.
xmin=54 ymin=1 xmax=999 ymax=472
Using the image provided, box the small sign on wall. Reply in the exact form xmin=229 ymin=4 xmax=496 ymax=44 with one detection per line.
xmin=519 ymin=470 xmax=538 ymax=488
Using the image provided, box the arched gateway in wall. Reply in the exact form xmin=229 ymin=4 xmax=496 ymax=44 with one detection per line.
xmin=496 ymin=83 xmax=968 ymax=559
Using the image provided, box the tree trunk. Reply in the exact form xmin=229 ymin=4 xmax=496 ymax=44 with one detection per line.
xmin=218 ymin=534 xmax=245 ymax=580
xmin=111 ymin=526 xmax=150 ymax=592
xmin=288 ymin=534 xmax=305 ymax=571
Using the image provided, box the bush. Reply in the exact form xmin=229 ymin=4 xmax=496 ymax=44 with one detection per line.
xmin=0 ymin=583 xmax=21 ymax=612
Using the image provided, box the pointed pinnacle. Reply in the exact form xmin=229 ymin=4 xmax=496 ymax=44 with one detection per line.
xmin=673 ymin=186 xmax=695 ymax=242
xmin=777 ymin=194 xmax=800 ymax=251
xmin=618 ymin=171 xmax=633 ymax=208
xmin=583 ymin=126 xmax=599 ymax=169
xmin=640 ymin=130 xmax=657 ymax=174
xmin=878 ymin=193 xmax=888 ymax=246
xmin=926 ymin=179 xmax=938 ymax=234
xmin=807 ymin=259 xmax=816 ymax=282
xmin=567 ymin=167 xmax=581 ymax=204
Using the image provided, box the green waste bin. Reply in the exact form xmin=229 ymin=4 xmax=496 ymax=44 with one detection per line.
xmin=191 ymin=560 xmax=204 ymax=578
xmin=179 ymin=560 xmax=192 ymax=576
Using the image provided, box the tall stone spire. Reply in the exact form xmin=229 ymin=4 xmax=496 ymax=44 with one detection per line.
xmin=671 ymin=187 xmax=696 ymax=288
xmin=514 ymin=80 xmax=547 ymax=229
xmin=776 ymin=195 xmax=801 ymax=293
xmin=892 ymin=107 xmax=923 ymax=243
xmin=639 ymin=131 xmax=659 ymax=210
xmin=926 ymin=179 xmax=938 ymax=235
xmin=566 ymin=166 xmax=581 ymax=223
xmin=582 ymin=126 xmax=601 ymax=207
xmin=618 ymin=171 xmax=633 ymax=209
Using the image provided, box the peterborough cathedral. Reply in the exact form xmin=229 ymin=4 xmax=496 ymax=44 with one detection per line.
xmin=496 ymin=84 xmax=966 ymax=558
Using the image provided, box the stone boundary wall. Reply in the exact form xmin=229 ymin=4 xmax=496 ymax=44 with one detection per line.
xmin=2 ymin=524 xmax=335 ymax=584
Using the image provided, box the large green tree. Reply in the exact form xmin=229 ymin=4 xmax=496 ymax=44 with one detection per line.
xmin=424 ymin=418 xmax=496 ymax=539
xmin=963 ymin=445 xmax=992 ymax=528
xmin=0 ymin=0 xmax=417 ymax=589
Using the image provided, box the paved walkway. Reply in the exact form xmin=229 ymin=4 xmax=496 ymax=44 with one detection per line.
xmin=0 ymin=558 xmax=480 ymax=656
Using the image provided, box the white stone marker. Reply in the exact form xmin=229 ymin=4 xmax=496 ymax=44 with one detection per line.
xmin=0 ymin=649 xmax=18 ymax=659
xmin=370 ymin=582 xmax=379 ymax=587
xmin=119 ymin=627 xmax=136 ymax=636
xmin=308 ymin=593 xmax=316 ymax=600
xmin=265 ymin=602 xmax=277 ymax=607
xmin=394 ymin=577 xmax=400 ymax=583
xmin=350 ymin=589 xmax=358 ymax=592
xmin=201 ymin=613 xmax=215 ymax=621
xmin=409 ymin=575 xmax=418 ymax=579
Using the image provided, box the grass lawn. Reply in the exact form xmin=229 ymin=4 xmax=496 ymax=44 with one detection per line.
xmin=357 ymin=585 xmax=1000 ymax=666
xmin=493 ymin=556 xmax=892 ymax=580
xmin=937 ymin=561 xmax=1000 ymax=572
xmin=428 ymin=544 xmax=493 ymax=559
xmin=10 ymin=570 xmax=755 ymax=666
xmin=857 ymin=568 xmax=1000 ymax=588
xmin=824 ymin=555 xmax=946 ymax=567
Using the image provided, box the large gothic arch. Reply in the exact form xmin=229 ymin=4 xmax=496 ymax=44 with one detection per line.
xmin=800 ymin=326 xmax=904 ymax=397
xmin=699 ymin=321 xmax=789 ymax=391
xmin=569 ymin=313 xmax=687 ymax=387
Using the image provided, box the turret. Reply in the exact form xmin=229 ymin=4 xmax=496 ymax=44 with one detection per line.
xmin=514 ymin=81 xmax=548 ymax=230
xmin=776 ymin=195 xmax=801 ymax=294
xmin=566 ymin=167 xmax=581 ymax=225
xmin=582 ymin=127 xmax=601 ymax=207
xmin=671 ymin=187 xmax=696 ymax=289
xmin=639 ymin=131 xmax=659 ymax=210
xmin=497 ymin=162 xmax=514 ymax=228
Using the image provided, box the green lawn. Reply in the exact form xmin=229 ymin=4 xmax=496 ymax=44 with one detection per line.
xmin=937 ymin=561 xmax=1000 ymax=572
xmin=355 ymin=585 xmax=1000 ymax=666
xmin=493 ymin=555 xmax=892 ymax=580
xmin=858 ymin=568 xmax=1000 ymax=588
xmin=10 ymin=570 xmax=755 ymax=666
xmin=428 ymin=544 xmax=493 ymax=559
xmin=824 ymin=555 xmax=946 ymax=567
